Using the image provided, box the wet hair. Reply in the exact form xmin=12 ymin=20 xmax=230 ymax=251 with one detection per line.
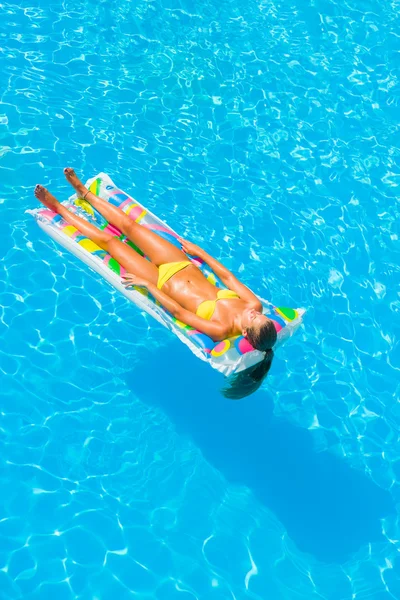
xmin=246 ymin=317 xmax=277 ymax=352
xmin=222 ymin=349 xmax=274 ymax=400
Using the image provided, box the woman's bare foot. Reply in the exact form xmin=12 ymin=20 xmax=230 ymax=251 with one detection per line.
xmin=64 ymin=167 xmax=88 ymax=198
xmin=34 ymin=185 xmax=60 ymax=212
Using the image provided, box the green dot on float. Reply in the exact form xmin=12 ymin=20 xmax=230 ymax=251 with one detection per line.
xmin=278 ymin=307 xmax=297 ymax=321
xmin=108 ymin=258 xmax=121 ymax=275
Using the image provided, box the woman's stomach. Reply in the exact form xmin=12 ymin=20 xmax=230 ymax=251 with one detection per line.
xmin=163 ymin=264 xmax=219 ymax=314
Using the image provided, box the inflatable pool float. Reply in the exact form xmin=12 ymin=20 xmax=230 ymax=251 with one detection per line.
xmin=29 ymin=173 xmax=305 ymax=377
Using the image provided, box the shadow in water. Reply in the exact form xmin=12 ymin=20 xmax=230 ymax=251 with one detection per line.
xmin=126 ymin=343 xmax=395 ymax=564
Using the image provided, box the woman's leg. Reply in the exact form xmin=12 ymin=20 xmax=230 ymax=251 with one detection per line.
xmin=34 ymin=185 xmax=159 ymax=284
xmin=64 ymin=168 xmax=187 ymax=266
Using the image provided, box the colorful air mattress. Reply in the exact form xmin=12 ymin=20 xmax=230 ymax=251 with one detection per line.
xmin=29 ymin=173 xmax=305 ymax=377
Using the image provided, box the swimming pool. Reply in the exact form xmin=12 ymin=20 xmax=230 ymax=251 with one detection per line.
xmin=1 ymin=0 xmax=399 ymax=598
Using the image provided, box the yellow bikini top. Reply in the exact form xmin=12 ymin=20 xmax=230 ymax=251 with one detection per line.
xmin=196 ymin=289 xmax=240 ymax=320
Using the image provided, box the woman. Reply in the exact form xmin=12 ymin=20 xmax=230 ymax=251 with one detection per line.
xmin=34 ymin=169 xmax=277 ymax=355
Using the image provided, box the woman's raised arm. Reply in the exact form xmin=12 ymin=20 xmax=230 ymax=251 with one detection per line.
xmin=179 ymin=238 xmax=263 ymax=310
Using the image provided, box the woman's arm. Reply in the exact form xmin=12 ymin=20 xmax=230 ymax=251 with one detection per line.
xmin=179 ymin=239 xmax=263 ymax=310
xmin=122 ymin=275 xmax=229 ymax=342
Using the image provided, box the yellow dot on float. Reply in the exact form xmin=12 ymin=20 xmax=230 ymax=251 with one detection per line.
xmin=63 ymin=225 xmax=78 ymax=237
xmin=74 ymin=198 xmax=95 ymax=216
xmin=211 ymin=339 xmax=230 ymax=357
xmin=78 ymin=238 xmax=102 ymax=253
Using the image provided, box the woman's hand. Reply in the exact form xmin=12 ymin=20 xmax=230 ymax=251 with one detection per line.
xmin=122 ymin=273 xmax=150 ymax=289
xmin=178 ymin=237 xmax=202 ymax=257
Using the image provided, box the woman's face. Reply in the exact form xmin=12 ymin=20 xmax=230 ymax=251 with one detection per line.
xmin=241 ymin=306 xmax=266 ymax=332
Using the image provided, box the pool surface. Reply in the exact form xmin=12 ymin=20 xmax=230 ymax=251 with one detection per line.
xmin=1 ymin=0 xmax=399 ymax=598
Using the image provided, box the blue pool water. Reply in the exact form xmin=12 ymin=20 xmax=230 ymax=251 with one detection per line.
xmin=1 ymin=0 xmax=400 ymax=598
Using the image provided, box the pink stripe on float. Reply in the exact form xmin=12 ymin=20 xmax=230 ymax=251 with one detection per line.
xmin=108 ymin=188 xmax=134 ymax=201
xmin=119 ymin=198 xmax=134 ymax=210
xmin=191 ymin=259 xmax=203 ymax=267
xmin=273 ymin=321 xmax=283 ymax=333
xmin=103 ymin=255 xmax=111 ymax=266
xmin=119 ymin=266 xmax=126 ymax=277
xmin=39 ymin=209 xmax=57 ymax=220
xmin=104 ymin=223 xmax=122 ymax=236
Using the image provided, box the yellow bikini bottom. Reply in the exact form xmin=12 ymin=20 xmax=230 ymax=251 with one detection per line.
xmin=157 ymin=261 xmax=192 ymax=289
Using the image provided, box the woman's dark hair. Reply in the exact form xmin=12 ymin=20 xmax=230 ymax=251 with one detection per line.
xmin=246 ymin=318 xmax=277 ymax=352
xmin=222 ymin=349 xmax=274 ymax=400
